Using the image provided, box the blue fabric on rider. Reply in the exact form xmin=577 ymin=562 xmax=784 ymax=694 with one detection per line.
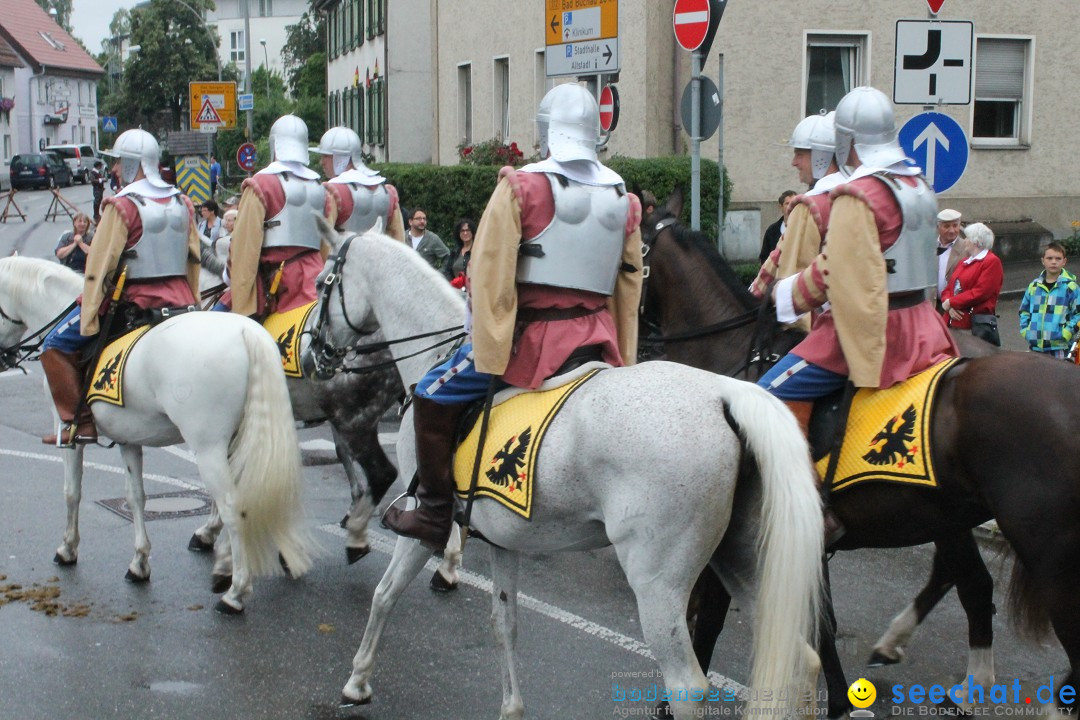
xmin=414 ymin=343 xmax=505 ymax=404
xmin=757 ymin=353 xmax=847 ymax=400
xmin=41 ymin=306 xmax=94 ymax=353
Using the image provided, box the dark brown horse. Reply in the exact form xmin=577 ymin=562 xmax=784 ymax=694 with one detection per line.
xmin=640 ymin=192 xmax=1078 ymax=718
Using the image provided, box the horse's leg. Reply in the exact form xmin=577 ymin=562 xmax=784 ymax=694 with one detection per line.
xmin=119 ymin=444 xmax=151 ymax=582
xmin=945 ymin=533 xmax=996 ymax=708
xmin=431 ymin=524 xmax=462 ymax=593
xmin=341 ymin=537 xmax=435 ymax=706
xmin=819 ymin=560 xmax=851 ymax=720
xmin=688 ymin=565 xmax=731 ymax=672
xmin=211 ymin=528 xmax=234 ymax=594
xmin=332 ymin=423 xmax=375 ymax=564
xmin=188 ymin=500 xmax=222 ymax=553
xmin=53 ymin=445 xmax=84 ymax=566
xmin=489 ymin=546 xmax=525 ymax=720
xmin=192 ymin=444 xmax=249 ymax=613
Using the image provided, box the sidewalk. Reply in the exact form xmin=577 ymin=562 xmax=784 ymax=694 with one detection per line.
xmin=1000 ymin=259 xmax=1045 ymax=300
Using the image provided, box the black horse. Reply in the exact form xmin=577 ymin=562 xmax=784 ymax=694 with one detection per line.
xmin=640 ymin=190 xmax=1077 ymax=718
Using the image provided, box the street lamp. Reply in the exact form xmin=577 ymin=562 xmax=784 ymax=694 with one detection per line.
xmin=259 ymin=39 xmax=270 ymax=98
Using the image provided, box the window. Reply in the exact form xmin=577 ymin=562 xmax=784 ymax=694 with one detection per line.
xmin=804 ymin=33 xmax=868 ymax=116
xmin=258 ymin=0 xmax=272 ymax=16
xmin=493 ymin=57 xmax=509 ymax=141
xmin=534 ymin=50 xmax=550 ymax=145
xmin=973 ymin=37 xmax=1032 ymax=145
xmin=3 ymin=135 xmax=11 ymax=162
xmin=353 ymin=0 xmax=363 ymax=47
xmin=230 ymin=30 xmax=245 ymax=63
xmin=458 ymin=63 xmax=472 ymax=146
xmin=352 ymin=84 xmax=364 ymax=139
xmin=366 ymin=0 xmax=384 ymax=40
xmin=365 ymin=77 xmax=385 ymax=146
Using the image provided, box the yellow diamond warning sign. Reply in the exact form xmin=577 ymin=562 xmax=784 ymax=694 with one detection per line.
xmin=189 ymin=82 xmax=237 ymax=130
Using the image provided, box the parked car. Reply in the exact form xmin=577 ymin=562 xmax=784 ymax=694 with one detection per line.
xmin=9 ymin=152 xmax=73 ymax=190
xmin=44 ymin=144 xmax=99 ymax=183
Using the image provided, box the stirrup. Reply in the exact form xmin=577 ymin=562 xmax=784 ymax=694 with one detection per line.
xmin=379 ymin=491 xmax=416 ymax=528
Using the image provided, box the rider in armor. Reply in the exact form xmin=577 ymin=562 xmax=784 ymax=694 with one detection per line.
xmin=382 ymin=83 xmax=644 ymax=550
xmin=751 ymin=112 xmax=845 ymax=331
xmin=757 ymin=87 xmax=959 ymax=548
xmin=39 ymin=129 xmax=201 ymax=446
xmin=317 ymin=126 xmax=406 ymax=243
xmin=218 ymin=114 xmax=327 ymax=317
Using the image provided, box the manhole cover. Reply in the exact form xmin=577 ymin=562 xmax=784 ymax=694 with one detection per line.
xmin=96 ymin=490 xmax=212 ymax=522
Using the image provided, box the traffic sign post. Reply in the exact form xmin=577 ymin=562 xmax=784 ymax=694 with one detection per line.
xmin=544 ymin=0 xmax=619 ymax=78
xmin=189 ymin=82 xmax=237 ymax=130
xmin=899 ymin=112 xmax=968 ymax=193
xmin=598 ymin=84 xmax=619 ymax=133
xmin=894 ymin=20 xmax=973 ymax=105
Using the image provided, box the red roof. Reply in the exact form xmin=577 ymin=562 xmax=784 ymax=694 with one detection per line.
xmin=0 ymin=0 xmax=103 ymax=76
xmin=0 ymin=36 xmax=25 ymax=69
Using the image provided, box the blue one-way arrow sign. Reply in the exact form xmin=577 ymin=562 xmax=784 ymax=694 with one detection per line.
xmin=898 ymin=112 xmax=968 ymax=193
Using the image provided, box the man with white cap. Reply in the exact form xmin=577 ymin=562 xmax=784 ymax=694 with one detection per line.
xmin=382 ymin=83 xmax=644 ymax=550
xmin=936 ymin=208 xmax=964 ymax=303
xmin=316 ymin=126 xmax=405 ymax=243
xmin=757 ymin=87 xmax=958 ymax=548
xmin=218 ymin=114 xmax=326 ymax=317
xmin=39 ymin=128 xmax=201 ymax=446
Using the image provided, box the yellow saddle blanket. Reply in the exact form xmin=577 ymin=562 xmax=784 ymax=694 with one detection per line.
xmin=452 ymin=368 xmax=601 ymax=520
xmin=263 ymin=301 xmax=317 ymax=378
xmin=86 ymin=326 xmax=152 ymax=407
xmin=817 ymin=358 xmax=959 ymax=493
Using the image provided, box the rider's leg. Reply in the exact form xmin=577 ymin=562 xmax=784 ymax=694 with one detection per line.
xmin=383 ymin=344 xmax=499 ymax=551
xmin=758 ymin=354 xmax=847 ymax=549
xmin=40 ymin=307 xmax=96 ymax=446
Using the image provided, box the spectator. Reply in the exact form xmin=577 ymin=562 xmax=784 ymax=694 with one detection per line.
xmin=1019 ymin=242 xmax=1080 ymax=359
xmin=54 ymin=212 xmax=94 ymax=274
xmin=209 ymin=155 xmax=221 ymax=199
xmin=445 ymin=217 xmax=476 ymax=288
xmin=406 ymin=207 xmax=450 ymax=272
xmin=935 ymin=208 xmax=964 ymax=304
xmin=197 ymin=199 xmax=222 ymax=246
xmin=89 ymin=160 xmax=106 ymax=223
xmin=758 ymin=190 xmax=797 ymax=264
xmin=941 ymin=222 xmax=1004 ymax=345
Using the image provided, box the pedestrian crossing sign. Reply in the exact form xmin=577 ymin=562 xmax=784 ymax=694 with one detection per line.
xmin=188 ymin=82 xmax=237 ymax=129
xmin=195 ymin=98 xmax=223 ymax=125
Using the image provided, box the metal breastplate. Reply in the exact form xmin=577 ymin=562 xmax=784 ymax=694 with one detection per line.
xmin=125 ymin=194 xmax=191 ymax=280
xmin=516 ymin=175 xmax=628 ymax=296
xmin=875 ymin=174 xmax=939 ymax=295
xmin=335 ymin=182 xmax=390 ymax=234
xmin=263 ymin=174 xmax=325 ymax=251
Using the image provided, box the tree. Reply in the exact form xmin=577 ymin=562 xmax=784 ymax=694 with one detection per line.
xmin=282 ymin=5 xmax=325 ymax=98
xmin=34 ymin=0 xmax=72 ymax=32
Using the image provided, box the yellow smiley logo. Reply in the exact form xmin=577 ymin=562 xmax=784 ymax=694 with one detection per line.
xmin=848 ymin=678 xmax=877 ymax=709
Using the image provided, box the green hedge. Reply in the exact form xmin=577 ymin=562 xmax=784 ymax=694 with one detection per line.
xmin=373 ymin=156 xmax=731 ymax=243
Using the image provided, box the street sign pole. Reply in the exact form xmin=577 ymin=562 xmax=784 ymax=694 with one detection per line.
xmin=690 ymin=51 xmax=701 ymax=231
xmin=716 ymin=54 xmax=724 ymax=248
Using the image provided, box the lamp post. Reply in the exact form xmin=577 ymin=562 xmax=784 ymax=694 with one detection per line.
xmin=167 ymin=0 xmax=223 ymax=81
xmin=259 ymin=39 xmax=270 ymax=99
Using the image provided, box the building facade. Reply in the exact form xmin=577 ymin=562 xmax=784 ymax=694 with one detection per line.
xmin=0 ymin=0 xmax=103 ymax=156
xmin=428 ymin=0 xmax=1079 ymax=258
xmin=0 ymin=38 xmax=24 ymax=167
xmin=206 ymin=0 xmax=307 ymax=91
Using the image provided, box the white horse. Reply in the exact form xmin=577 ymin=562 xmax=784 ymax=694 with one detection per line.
xmin=310 ymin=226 xmax=825 ymax=720
xmin=193 ymin=234 xmax=407 ymax=574
xmin=0 ymin=256 xmax=315 ymax=613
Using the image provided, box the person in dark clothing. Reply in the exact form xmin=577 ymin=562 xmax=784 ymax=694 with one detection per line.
xmin=90 ymin=160 xmax=106 ymax=223
xmin=758 ymin=189 xmax=797 ymax=263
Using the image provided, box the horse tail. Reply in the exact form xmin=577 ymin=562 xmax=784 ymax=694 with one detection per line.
xmin=1006 ymin=546 xmax=1053 ymax=641
xmin=228 ymin=325 xmax=316 ymax=578
xmin=724 ymin=385 xmax=823 ymax=716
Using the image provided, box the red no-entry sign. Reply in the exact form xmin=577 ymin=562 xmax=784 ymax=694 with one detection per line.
xmin=599 ymin=84 xmax=619 ymax=133
xmin=673 ymin=0 xmax=712 ymax=52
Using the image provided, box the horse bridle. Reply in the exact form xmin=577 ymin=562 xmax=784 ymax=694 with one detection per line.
xmin=0 ymin=300 xmax=76 ymax=372
xmin=304 ymin=233 xmax=466 ymax=379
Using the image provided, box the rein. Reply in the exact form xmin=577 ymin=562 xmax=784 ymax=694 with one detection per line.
xmin=0 ymin=299 xmax=78 ymax=371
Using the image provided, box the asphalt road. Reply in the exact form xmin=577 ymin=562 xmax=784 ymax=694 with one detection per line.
xmin=0 ymin=185 xmax=1070 ymax=720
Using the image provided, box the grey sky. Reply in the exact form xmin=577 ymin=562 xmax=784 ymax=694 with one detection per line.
xmin=70 ymin=0 xmax=143 ymax=55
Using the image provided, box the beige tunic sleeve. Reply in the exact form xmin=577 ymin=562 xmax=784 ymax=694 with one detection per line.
xmin=228 ymin=187 xmax=267 ymax=317
xmin=468 ymin=179 xmax=522 ymax=375
xmin=80 ymin=204 xmax=131 ymax=334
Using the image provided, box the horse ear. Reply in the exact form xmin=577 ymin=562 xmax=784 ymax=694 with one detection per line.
xmin=314 ymin=213 xmax=343 ymax=251
xmin=666 ymin=186 xmax=685 ymax=219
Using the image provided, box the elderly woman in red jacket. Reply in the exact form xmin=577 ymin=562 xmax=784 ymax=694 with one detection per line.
xmin=941 ymin=221 xmax=1004 ymax=332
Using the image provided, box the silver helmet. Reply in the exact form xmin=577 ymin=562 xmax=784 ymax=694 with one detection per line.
xmin=833 ymin=86 xmax=908 ymax=172
xmin=269 ymin=114 xmax=311 ymax=164
xmin=316 ymin=126 xmax=364 ymax=176
xmin=103 ymin=128 xmax=165 ymax=188
xmin=536 ymin=88 xmax=556 ymax=158
xmin=545 ymin=83 xmax=600 ymax=163
xmin=788 ymin=112 xmax=837 ymax=181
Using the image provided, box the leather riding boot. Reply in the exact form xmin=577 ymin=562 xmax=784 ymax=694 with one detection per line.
xmin=40 ymin=348 xmax=96 ymax=447
xmin=782 ymin=399 xmax=845 ymax=550
xmin=382 ymin=395 xmax=465 ymax=551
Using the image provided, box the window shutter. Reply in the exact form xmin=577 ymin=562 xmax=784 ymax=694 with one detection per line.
xmin=975 ymin=39 xmax=1025 ymax=99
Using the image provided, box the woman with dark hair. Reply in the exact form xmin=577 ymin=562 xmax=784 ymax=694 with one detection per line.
xmin=198 ymin=198 xmax=222 ymax=245
xmin=445 ymin=217 xmax=476 ymax=288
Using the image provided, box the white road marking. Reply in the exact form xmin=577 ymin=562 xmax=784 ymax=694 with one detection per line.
xmin=0 ymin=447 xmax=202 ymax=491
xmin=0 ymin=368 xmax=32 ymax=380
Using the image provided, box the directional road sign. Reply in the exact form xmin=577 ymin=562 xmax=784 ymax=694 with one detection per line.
xmin=238 ymin=93 xmax=254 ymax=112
xmin=101 ymin=116 xmax=118 ymax=133
xmin=189 ymin=81 xmax=237 ymax=130
xmin=545 ymin=0 xmax=619 ymax=78
xmin=598 ymin=84 xmax=619 ymax=132
xmin=899 ymin=112 xmax=968 ymax=193
xmin=236 ymin=142 xmax=258 ymax=172
xmin=894 ymin=20 xmax=973 ymax=105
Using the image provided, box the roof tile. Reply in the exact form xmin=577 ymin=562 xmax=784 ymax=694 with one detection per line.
xmin=0 ymin=0 xmax=103 ymax=75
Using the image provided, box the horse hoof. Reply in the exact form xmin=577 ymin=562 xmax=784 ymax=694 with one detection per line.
xmin=429 ymin=570 xmax=458 ymax=593
xmin=211 ymin=574 xmax=232 ymax=594
xmin=124 ymin=569 xmax=150 ymax=583
xmin=346 ymin=546 xmax=370 ymax=565
xmin=53 ymin=553 xmax=77 ymax=567
xmin=214 ymin=599 xmax=243 ymax=615
xmin=339 ymin=694 xmax=372 ymax=708
xmin=187 ymin=534 xmax=214 ymax=553
xmin=867 ymin=649 xmax=900 ymax=668
xmin=339 ymin=513 xmax=350 ymax=529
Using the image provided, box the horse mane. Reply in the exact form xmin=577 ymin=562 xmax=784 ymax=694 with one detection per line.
xmin=355 ymin=230 xmax=465 ymax=316
xmin=0 ymin=256 xmax=83 ymax=307
xmin=665 ymin=219 xmax=759 ymax=312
